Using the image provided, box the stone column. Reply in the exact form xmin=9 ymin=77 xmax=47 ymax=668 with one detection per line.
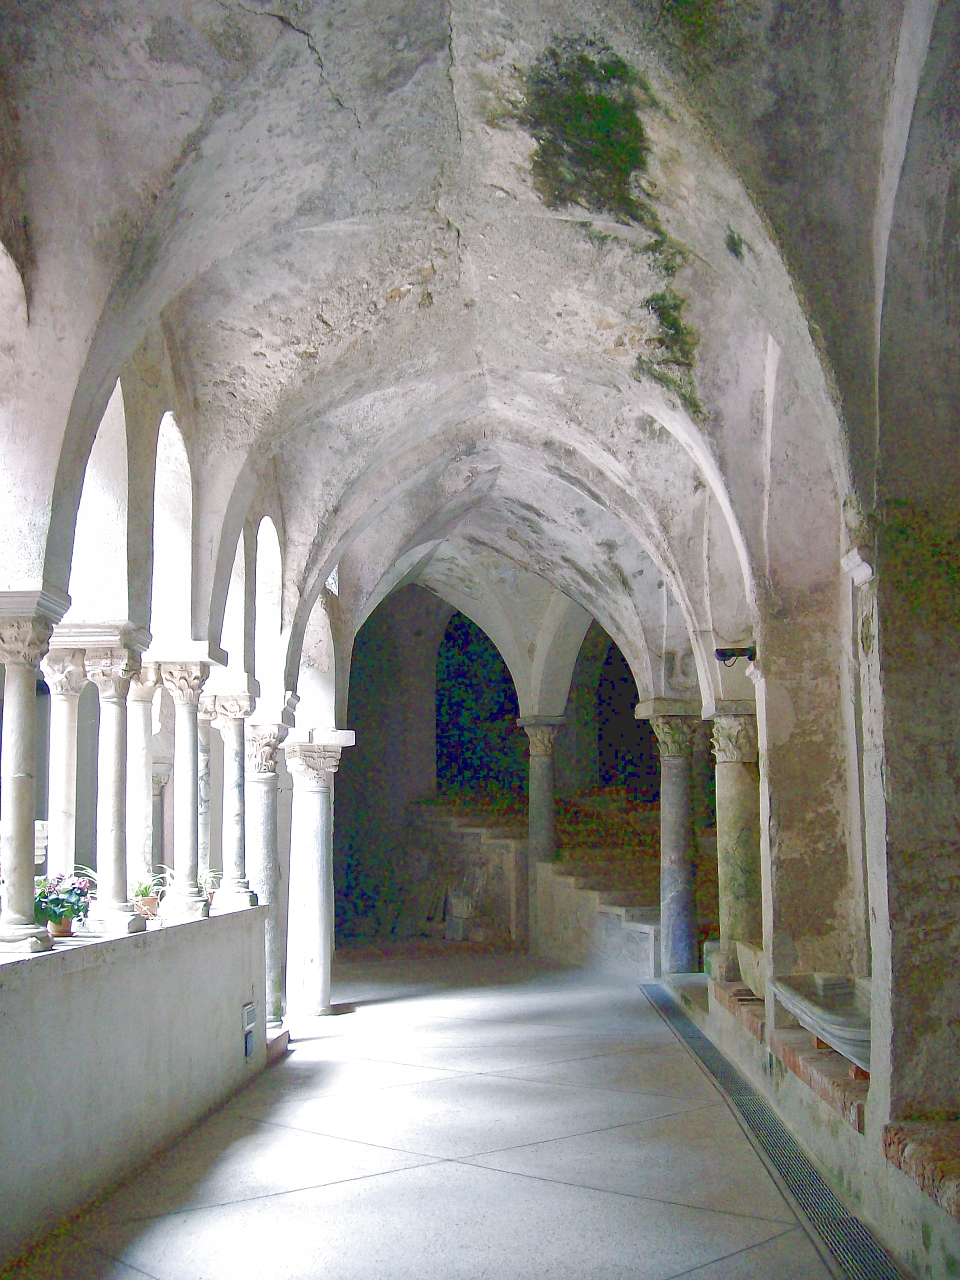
xmin=518 ymin=716 xmax=564 ymax=952
xmin=210 ymin=694 xmax=256 ymax=915
xmin=85 ymin=648 xmax=144 ymax=934
xmin=0 ymin=617 xmax=55 ymax=951
xmin=151 ymin=765 xmax=170 ymax=874
xmin=197 ymin=695 xmax=215 ymax=888
xmin=711 ymin=713 xmax=761 ymax=980
xmin=158 ymin=663 xmax=210 ymax=921
xmin=126 ymin=663 xmax=159 ymax=888
xmin=246 ymin=723 xmax=288 ymax=1024
xmin=285 ymin=742 xmax=340 ymax=1016
xmin=39 ymin=649 xmax=87 ymax=880
xmin=651 ymin=716 xmax=699 ymax=974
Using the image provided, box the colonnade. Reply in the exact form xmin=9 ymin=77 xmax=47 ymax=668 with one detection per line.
xmin=0 ymin=610 xmax=353 ymax=1024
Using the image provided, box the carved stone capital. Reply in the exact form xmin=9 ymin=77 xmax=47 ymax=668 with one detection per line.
xmin=214 ymin=692 xmax=255 ymax=722
xmin=40 ymin=648 xmax=88 ymax=698
xmin=246 ymin=723 xmax=288 ymax=775
xmin=152 ymin=763 xmax=171 ymax=796
xmin=650 ymin=715 xmax=698 ymax=758
xmin=711 ymin=714 xmax=758 ymax=764
xmin=84 ymin=647 xmax=141 ymax=702
xmin=0 ymin=616 xmax=54 ymax=666
xmin=159 ymin=662 xmax=209 ymax=707
xmin=284 ymin=741 xmax=341 ymax=783
xmin=518 ymin=717 xmax=564 ymax=757
xmin=198 ymin=693 xmax=218 ymax=723
xmin=128 ymin=661 xmax=160 ymax=704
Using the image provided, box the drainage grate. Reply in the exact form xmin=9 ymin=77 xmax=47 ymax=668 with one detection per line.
xmin=641 ymin=983 xmax=906 ymax=1280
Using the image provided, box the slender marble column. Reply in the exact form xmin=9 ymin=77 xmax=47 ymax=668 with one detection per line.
xmin=285 ymin=742 xmax=340 ymax=1016
xmin=151 ymin=764 xmax=170 ymax=873
xmin=711 ymin=713 xmax=761 ymax=979
xmin=210 ymin=694 xmax=256 ymax=914
xmin=518 ymin=716 xmax=564 ymax=953
xmin=40 ymin=649 xmax=87 ymax=880
xmin=197 ymin=695 xmax=215 ymax=888
xmin=0 ymin=617 xmax=55 ymax=951
xmin=126 ymin=663 xmax=159 ymax=888
xmin=246 ymin=724 xmax=287 ymax=1024
xmin=651 ymin=715 xmax=699 ymax=974
xmin=85 ymin=648 xmax=145 ymax=934
xmin=158 ymin=663 xmax=210 ymax=921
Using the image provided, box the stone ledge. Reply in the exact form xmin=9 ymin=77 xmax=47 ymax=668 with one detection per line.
xmin=883 ymin=1122 xmax=960 ymax=1221
xmin=770 ymin=1028 xmax=868 ymax=1134
xmin=710 ymin=979 xmax=765 ymax=1042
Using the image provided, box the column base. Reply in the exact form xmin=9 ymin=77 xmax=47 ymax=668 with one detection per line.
xmin=703 ymin=938 xmax=742 ymax=982
xmin=0 ymin=923 xmax=54 ymax=953
xmin=159 ymin=892 xmax=210 ymax=923
xmin=86 ymin=907 xmax=147 ymax=937
xmin=209 ymin=883 xmax=258 ymax=915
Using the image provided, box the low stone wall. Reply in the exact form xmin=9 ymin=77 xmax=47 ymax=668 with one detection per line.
xmin=0 ymin=910 xmax=267 ymax=1265
xmin=535 ymin=863 xmax=660 ymax=978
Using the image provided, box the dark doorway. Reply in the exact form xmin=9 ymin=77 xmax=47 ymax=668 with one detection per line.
xmin=436 ymin=613 xmax=527 ymax=804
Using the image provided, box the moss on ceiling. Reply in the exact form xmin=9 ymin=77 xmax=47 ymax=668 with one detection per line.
xmin=520 ymin=39 xmax=705 ymax=419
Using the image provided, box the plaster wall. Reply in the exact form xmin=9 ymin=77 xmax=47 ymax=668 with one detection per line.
xmin=0 ymin=910 xmax=267 ymax=1266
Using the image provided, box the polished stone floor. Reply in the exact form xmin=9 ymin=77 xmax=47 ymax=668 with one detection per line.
xmin=17 ymin=954 xmax=835 ymax=1279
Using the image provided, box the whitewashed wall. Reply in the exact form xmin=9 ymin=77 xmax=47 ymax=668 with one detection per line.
xmin=0 ymin=910 xmax=267 ymax=1264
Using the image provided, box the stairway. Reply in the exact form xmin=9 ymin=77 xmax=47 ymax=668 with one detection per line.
xmin=408 ymin=796 xmax=717 ymax=979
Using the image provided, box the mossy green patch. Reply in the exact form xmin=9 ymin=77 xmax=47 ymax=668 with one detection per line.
xmin=521 ymin=40 xmax=656 ymax=223
xmin=520 ymin=39 xmax=704 ymax=418
xmin=879 ymin=499 xmax=960 ymax=640
xmin=725 ymin=226 xmax=746 ymax=260
xmin=636 ymin=287 xmax=703 ymax=416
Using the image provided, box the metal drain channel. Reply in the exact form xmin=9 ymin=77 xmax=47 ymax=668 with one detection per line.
xmin=641 ymin=983 xmax=905 ymax=1280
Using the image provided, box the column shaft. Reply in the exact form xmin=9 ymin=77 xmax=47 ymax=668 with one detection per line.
xmin=285 ymin=743 xmax=340 ymax=1016
xmin=126 ymin=665 xmax=159 ymax=888
xmin=519 ymin=717 xmax=563 ymax=953
xmin=159 ymin=663 xmax=209 ymax=920
xmin=211 ymin=695 xmax=256 ymax=914
xmin=712 ymin=713 xmax=761 ymax=979
xmin=40 ymin=650 xmax=87 ymax=880
xmin=245 ymin=724 xmax=287 ymax=1023
xmin=652 ymin=716 xmax=699 ymax=974
xmin=86 ymin=649 xmax=143 ymax=933
xmin=197 ymin=701 xmax=214 ymax=886
xmin=0 ymin=618 xmax=54 ymax=951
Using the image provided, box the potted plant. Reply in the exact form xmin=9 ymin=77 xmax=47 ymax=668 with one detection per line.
xmin=131 ymin=873 xmax=164 ymax=919
xmin=34 ymin=873 xmax=93 ymax=938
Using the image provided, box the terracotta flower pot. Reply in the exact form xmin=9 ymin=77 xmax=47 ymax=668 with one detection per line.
xmin=47 ymin=918 xmax=73 ymax=938
xmin=133 ymin=895 xmax=158 ymax=919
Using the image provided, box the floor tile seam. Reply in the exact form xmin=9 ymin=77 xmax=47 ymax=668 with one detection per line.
xmin=476 ymin=1066 xmax=726 ymax=1102
xmin=440 ymin=1157 xmax=803 ymax=1227
xmin=93 ymin=1157 xmax=448 ymax=1228
xmin=268 ymin=1055 xmax=479 ymax=1081
xmin=226 ymin=1110 xmax=453 ymax=1160
xmin=658 ymin=1224 xmax=804 ymax=1280
xmin=441 ymin=1102 xmax=724 ymax=1159
xmin=86 ymin=1236 xmax=164 ymax=1279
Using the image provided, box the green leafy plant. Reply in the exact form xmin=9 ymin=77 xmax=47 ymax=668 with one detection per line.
xmin=34 ymin=874 xmax=92 ymax=926
xmin=130 ymin=872 xmax=165 ymax=900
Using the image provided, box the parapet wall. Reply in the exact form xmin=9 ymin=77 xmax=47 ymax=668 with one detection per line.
xmin=0 ymin=910 xmax=267 ymax=1265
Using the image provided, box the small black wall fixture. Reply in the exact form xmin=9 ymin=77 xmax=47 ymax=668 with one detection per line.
xmin=715 ymin=647 xmax=757 ymax=667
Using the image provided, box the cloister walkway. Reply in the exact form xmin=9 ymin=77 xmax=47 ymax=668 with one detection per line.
xmin=19 ymin=954 xmax=833 ymax=1279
